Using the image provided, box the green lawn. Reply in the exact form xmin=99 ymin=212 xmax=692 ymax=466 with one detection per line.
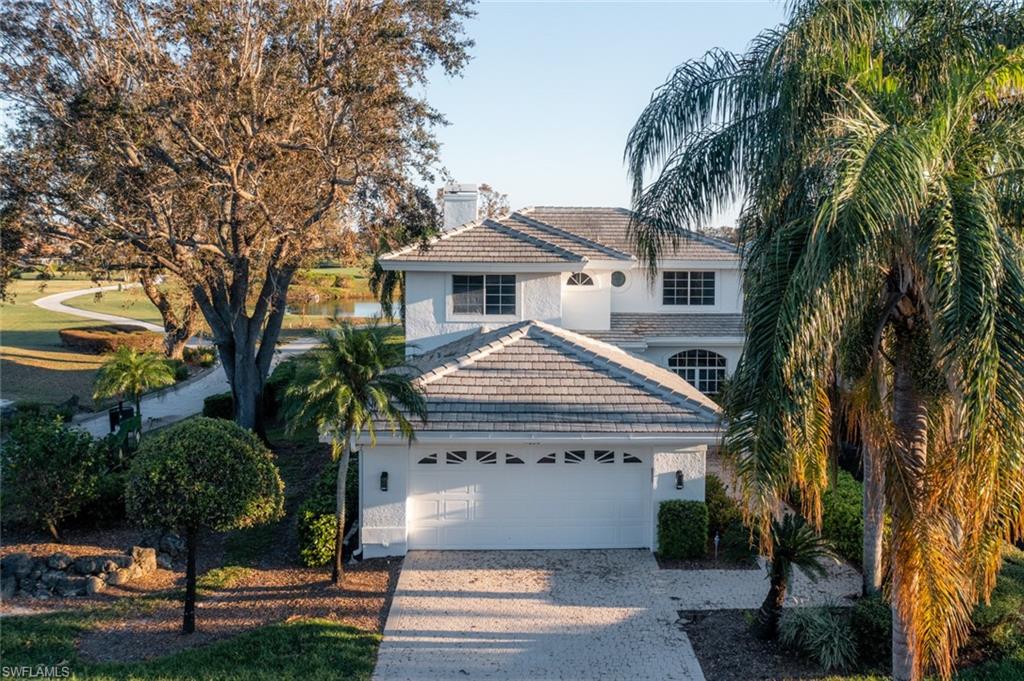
xmin=64 ymin=286 xmax=165 ymax=326
xmin=0 ymin=278 xmax=112 ymax=407
xmin=0 ymin=610 xmax=379 ymax=681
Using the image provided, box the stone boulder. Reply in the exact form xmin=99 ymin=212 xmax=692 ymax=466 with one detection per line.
xmin=159 ymin=533 xmax=186 ymax=558
xmin=131 ymin=546 xmax=157 ymax=574
xmin=102 ymin=560 xmax=119 ymax=573
xmin=73 ymin=557 xmax=101 ymax=576
xmin=85 ymin=575 xmax=105 ymax=596
xmin=156 ymin=553 xmax=173 ymax=571
xmin=55 ymin=575 xmax=87 ymax=598
xmin=106 ymin=566 xmax=140 ymax=586
xmin=1 ymin=575 xmax=16 ymax=601
xmin=47 ymin=552 xmax=72 ymax=570
xmin=40 ymin=569 xmax=65 ymax=587
xmin=2 ymin=552 xmax=35 ymax=579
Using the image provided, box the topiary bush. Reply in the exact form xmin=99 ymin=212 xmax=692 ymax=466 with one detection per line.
xmin=1 ymin=416 xmax=102 ymax=539
xmin=705 ymin=473 xmax=743 ymax=536
xmin=822 ymin=470 xmax=864 ymax=566
xmin=203 ymin=392 xmax=234 ymax=419
xmin=657 ymin=500 xmax=708 ymax=559
xmin=127 ymin=417 xmax=284 ymax=633
xmin=850 ymin=595 xmax=892 ymax=667
xmin=58 ymin=324 xmax=164 ymax=354
xmin=296 ymin=455 xmax=359 ymax=567
xmin=779 ymin=606 xmax=858 ymax=672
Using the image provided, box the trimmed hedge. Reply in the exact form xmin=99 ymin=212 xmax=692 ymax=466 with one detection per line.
xmin=59 ymin=324 xmax=164 ymax=354
xmin=203 ymin=392 xmax=234 ymax=420
xmin=705 ymin=473 xmax=742 ymax=536
xmin=822 ymin=470 xmax=864 ymax=567
xmin=657 ymin=500 xmax=708 ymax=559
xmin=850 ymin=595 xmax=892 ymax=666
xmin=296 ymin=455 xmax=360 ymax=567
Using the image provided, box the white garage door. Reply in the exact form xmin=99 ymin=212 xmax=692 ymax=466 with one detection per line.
xmin=407 ymin=448 xmax=652 ymax=550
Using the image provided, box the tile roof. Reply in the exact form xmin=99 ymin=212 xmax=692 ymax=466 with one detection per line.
xmin=383 ymin=321 xmax=722 ymax=435
xmin=379 ymin=219 xmax=583 ymax=264
xmin=379 ymin=207 xmax=739 ymax=265
xmin=519 ymin=207 xmax=739 ymax=261
xmin=581 ymin=313 xmax=746 ymax=345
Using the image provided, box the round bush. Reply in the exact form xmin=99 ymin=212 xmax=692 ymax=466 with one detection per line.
xmin=850 ymin=595 xmax=892 ymax=666
xmin=822 ymin=470 xmax=864 ymax=566
xmin=202 ymin=392 xmax=234 ymax=420
xmin=657 ymin=500 xmax=708 ymax=560
xmin=126 ymin=417 xmax=284 ymax=534
xmin=705 ymin=473 xmax=742 ymax=535
xmin=296 ymin=457 xmax=359 ymax=567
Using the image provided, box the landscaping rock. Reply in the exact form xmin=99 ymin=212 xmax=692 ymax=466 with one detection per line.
xmin=1 ymin=575 xmax=16 ymax=600
xmin=131 ymin=546 xmax=157 ymax=574
xmin=102 ymin=560 xmax=119 ymax=573
xmin=47 ymin=552 xmax=72 ymax=570
xmin=41 ymin=569 xmax=65 ymax=586
xmin=55 ymin=575 xmax=87 ymax=598
xmin=156 ymin=553 xmax=173 ymax=570
xmin=28 ymin=560 xmax=45 ymax=581
xmin=73 ymin=557 xmax=100 ymax=575
xmin=85 ymin=576 xmax=105 ymax=596
xmin=159 ymin=533 xmax=186 ymax=558
xmin=3 ymin=552 xmax=34 ymax=579
xmin=111 ymin=555 xmax=134 ymax=569
xmin=107 ymin=567 xmax=136 ymax=586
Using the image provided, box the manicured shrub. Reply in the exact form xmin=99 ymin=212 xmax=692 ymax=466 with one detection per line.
xmin=779 ymin=606 xmax=858 ymax=672
xmin=718 ymin=520 xmax=759 ymax=566
xmin=850 ymin=595 xmax=892 ymax=666
xmin=705 ymin=473 xmax=742 ymax=536
xmin=59 ymin=324 xmax=164 ymax=354
xmin=296 ymin=455 xmax=360 ymax=567
xmin=822 ymin=469 xmax=864 ymax=566
xmin=169 ymin=359 xmax=190 ymax=382
xmin=127 ymin=417 xmax=284 ymax=633
xmin=263 ymin=358 xmax=299 ymax=421
xmin=183 ymin=346 xmax=217 ymax=367
xmin=203 ymin=392 xmax=234 ymax=419
xmin=657 ymin=500 xmax=708 ymax=559
xmin=1 ymin=416 xmax=102 ymax=539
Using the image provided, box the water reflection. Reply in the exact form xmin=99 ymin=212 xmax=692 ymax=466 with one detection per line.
xmin=288 ymin=299 xmax=384 ymax=318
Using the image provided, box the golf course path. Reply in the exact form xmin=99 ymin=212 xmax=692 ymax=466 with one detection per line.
xmin=34 ymin=283 xmax=317 ymax=437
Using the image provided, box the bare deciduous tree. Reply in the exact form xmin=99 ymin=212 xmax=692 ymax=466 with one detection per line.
xmin=1 ymin=0 xmax=473 ymax=432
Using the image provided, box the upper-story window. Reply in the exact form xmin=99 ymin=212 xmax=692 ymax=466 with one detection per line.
xmin=663 ymin=271 xmax=715 ymax=306
xmin=452 ymin=274 xmax=516 ymax=315
xmin=566 ymin=273 xmax=594 ymax=286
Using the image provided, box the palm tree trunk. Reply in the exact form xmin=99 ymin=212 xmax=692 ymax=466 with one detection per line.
xmin=890 ymin=325 xmax=929 ymax=681
xmin=332 ymin=438 xmax=352 ymax=586
xmin=756 ymin=565 xmax=788 ymax=638
xmin=862 ymin=439 xmax=885 ymax=597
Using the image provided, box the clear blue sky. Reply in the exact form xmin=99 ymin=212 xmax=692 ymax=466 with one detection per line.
xmin=424 ymin=1 xmax=789 ymax=226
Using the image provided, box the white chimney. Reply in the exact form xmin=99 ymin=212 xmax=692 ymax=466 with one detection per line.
xmin=443 ymin=182 xmax=479 ymax=231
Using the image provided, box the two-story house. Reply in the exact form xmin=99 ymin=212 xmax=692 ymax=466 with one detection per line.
xmin=353 ymin=184 xmax=744 ymax=558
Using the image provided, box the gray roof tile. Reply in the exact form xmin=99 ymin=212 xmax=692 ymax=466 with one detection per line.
xmin=581 ymin=313 xmax=746 ymax=344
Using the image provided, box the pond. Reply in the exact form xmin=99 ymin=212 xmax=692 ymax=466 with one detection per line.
xmin=287 ymin=299 xmax=384 ymax=318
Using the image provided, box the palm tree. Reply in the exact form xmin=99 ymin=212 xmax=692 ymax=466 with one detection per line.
xmin=756 ymin=514 xmax=834 ymax=639
xmin=93 ymin=347 xmax=176 ymax=427
xmin=285 ymin=321 xmax=426 ymax=585
xmin=625 ymin=2 xmax=1024 ymax=679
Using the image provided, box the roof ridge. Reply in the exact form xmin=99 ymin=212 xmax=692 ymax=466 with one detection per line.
xmin=416 ymin=321 xmax=533 ymax=387
xmin=527 ymin=321 xmax=723 ymax=417
xmin=509 ymin=212 xmax=633 ymax=261
xmin=378 ymin=219 xmax=485 ymax=260
xmin=482 ymin=219 xmax=585 ymax=262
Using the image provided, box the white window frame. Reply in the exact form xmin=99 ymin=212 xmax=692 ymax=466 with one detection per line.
xmin=668 ymin=349 xmax=727 ymax=395
xmin=447 ymin=273 xmax=520 ymax=322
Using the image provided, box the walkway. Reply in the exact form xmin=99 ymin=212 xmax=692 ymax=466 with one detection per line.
xmin=34 ymin=284 xmax=317 ymax=436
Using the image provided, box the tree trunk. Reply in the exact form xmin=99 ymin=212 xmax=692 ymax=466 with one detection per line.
xmin=183 ymin=527 xmax=198 ymax=634
xmin=862 ymin=440 xmax=885 ymax=597
xmin=46 ymin=519 xmax=61 ymax=542
xmin=890 ymin=323 xmax=929 ymax=681
xmin=332 ymin=438 xmax=352 ymax=586
xmin=756 ymin=565 xmax=788 ymax=639
xmin=140 ymin=270 xmax=197 ymax=360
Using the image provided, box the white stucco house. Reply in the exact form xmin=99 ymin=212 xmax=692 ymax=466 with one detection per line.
xmin=352 ymin=184 xmax=745 ymax=558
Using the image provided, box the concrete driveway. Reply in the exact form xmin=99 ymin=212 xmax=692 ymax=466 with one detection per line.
xmin=373 ymin=550 xmax=856 ymax=681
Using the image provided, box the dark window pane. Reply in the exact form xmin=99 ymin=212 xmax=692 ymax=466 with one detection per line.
xmin=452 ymin=275 xmax=484 ymax=314
xmin=484 ymin=274 xmax=515 ymax=315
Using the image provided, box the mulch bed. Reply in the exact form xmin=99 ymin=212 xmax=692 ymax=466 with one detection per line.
xmin=679 ymin=609 xmax=827 ymax=681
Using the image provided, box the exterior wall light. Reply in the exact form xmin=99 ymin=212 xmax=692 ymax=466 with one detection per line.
xmin=380 ymin=471 xmax=389 ymax=492
xmin=675 ymin=470 xmax=684 ymax=490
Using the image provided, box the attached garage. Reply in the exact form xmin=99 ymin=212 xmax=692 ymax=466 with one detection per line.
xmin=352 ymin=321 xmax=723 ymax=558
xmin=406 ymin=447 xmax=651 ymax=550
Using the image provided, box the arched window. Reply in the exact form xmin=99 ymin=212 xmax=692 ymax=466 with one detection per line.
xmin=668 ymin=350 xmax=726 ymax=395
xmin=566 ymin=272 xmax=594 ymax=286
